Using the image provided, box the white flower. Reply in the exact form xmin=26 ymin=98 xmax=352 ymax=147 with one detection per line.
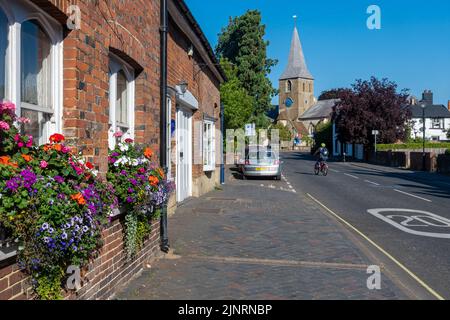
xmin=119 ymin=143 xmax=129 ymax=152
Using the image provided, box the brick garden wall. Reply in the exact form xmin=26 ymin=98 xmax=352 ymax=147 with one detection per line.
xmin=0 ymin=217 xmax=160 ymax=300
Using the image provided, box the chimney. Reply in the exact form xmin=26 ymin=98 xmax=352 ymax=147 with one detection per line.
xmin=448 ymin=100 xmax=450 ymax=111
xmin=422 ymin=90 xmax=433 ymax=105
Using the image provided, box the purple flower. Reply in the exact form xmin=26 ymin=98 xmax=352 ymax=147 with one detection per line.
xmin=129 ymin=179 xmax=138 ymax=186
xmin=128 ymin=188 xmax=134 ymax=193
xmin=54 ymin=176 xmax=64 ymax=184
xmin=61 ymin=232 xmax=68 ymax=240
xmin=42 ymin=223 xmax=49 ymax=230
xmin=82 ymin=226 xmax=89 ymax=233
xmin=126 ymin=196 xmax=134 ymax=203
xmin=48 ymin=228 xmax=54 ymax=234
xmin=120 ymin=170 xmax=128 ymax=176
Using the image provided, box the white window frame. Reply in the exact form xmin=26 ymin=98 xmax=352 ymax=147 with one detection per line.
xmin=203 ymin=119 xmax=215 ymax=172
xmin=431 ymin=118 xmax=444 ymax=129
xmin=108 ymin=53 xmax=135 ymax=150
xmin=0 ymin=0 xmax=63 ymax=145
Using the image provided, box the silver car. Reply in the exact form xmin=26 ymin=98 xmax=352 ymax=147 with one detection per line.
xmin=242 ymin=149 xmax=281 ymax=180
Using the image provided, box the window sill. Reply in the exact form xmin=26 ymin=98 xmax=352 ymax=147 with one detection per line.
xmin=0 ymin=242 xmax=19 ymax=268
xmin=203 ymin=165 xmax=215 ymax=172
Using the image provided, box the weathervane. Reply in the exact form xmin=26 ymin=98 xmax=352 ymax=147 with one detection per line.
xmin=293 ymin=15 xmax=298 ymax=26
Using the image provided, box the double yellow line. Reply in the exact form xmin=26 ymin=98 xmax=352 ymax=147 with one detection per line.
xmin=306 ymin=193 xmax=445 ymax=301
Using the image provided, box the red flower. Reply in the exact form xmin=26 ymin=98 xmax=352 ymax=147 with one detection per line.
xmin=49 ymin=133 xmax=65 ymax=143
xmin=86 ymin=162 xmax=94 ymax=170
xmin=125 ymin=138 xmax=134 ymax=143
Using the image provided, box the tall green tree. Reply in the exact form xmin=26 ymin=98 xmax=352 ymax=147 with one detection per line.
xmin=216 ymin=10 xmax=277 ymax=121
xmin=220 ymin=59 xmax=254 ymax=129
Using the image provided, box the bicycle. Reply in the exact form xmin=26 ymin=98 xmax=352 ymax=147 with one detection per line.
xmin=314 ymin=160 xmax=329 ymax=176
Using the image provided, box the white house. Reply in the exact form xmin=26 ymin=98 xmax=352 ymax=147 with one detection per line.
xmin=408 ymin=90 xmax=450 ymax=142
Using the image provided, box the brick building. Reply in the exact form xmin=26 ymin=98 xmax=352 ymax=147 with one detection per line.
xmin=0 ymin=0 xmax=223 ymax=300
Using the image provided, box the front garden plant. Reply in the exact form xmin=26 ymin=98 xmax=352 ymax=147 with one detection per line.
xmin=0 ymin=101 xmax=174 ymax=299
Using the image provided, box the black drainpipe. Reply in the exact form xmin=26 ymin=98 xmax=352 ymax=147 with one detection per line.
xmin=159 ymin=0 xmax=170 ymax=253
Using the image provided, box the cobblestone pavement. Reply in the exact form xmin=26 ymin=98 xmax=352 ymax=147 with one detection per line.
xmin=116 ymin=168 xmax=410 ymax=300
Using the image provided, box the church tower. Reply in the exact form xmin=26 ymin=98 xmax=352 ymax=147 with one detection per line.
xmin=278 ymin=24 xmax=314 ymax=122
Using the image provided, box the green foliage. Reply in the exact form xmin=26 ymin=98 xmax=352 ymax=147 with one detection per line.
xmin=220 ymin=59 xmax=254 ymax=129
xmin=377 ymin=142 xmax=450 ymax=151
xmin=447 ymin=129 xmax=450 ymax=140
xmin=108 ymin=142 xmax=174 ymax=259
xmin=446 ymin=149 xmax=450 ymax=155
xmin=313 ymin=122 xmax=333 ymax=152
xmin=271 ymin=123 xmax=292 ymax=142
xmin=216 ymin=10 xmax=277 ymax=118
xmin=318 ymin=88 xmax=351 ymax=101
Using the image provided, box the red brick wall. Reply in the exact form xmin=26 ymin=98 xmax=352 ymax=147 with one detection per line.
xmin=60 ymin=0 xmax=161 ymax=174
xmin=0 ymin=217 xmax=160 ymax=300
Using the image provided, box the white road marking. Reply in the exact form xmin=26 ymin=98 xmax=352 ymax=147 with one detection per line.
xmin=306 ymin=193 xmax=445 ymax=300
xmin=394 ymin=189 xmax=432 ymax=203
xmin=364 ymin=180 xmax=380 ymax=186
xmin=329 ymin=168 xmax=340 ymax=173
xmin=344 ymin=173 xmax=359 ymax=180
xmin=367 ymin=208 xmax=450 ymax=239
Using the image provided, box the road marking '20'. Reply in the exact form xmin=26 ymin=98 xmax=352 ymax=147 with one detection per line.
xmin=367 ymin=208 xmax=450 ymax=239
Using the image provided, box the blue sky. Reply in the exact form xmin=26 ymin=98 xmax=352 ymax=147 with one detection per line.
xmin=185 ymin=0 xmax=450 ymax=105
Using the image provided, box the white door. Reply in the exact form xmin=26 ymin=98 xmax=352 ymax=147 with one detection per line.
xmin=176 ymin=107 xmax=192 ymax=202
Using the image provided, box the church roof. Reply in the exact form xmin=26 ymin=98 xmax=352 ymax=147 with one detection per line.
xmin=299 ymin=99 xmax=340 ymax=120
xmin=279 ymin=26 xmax=313 ymax=81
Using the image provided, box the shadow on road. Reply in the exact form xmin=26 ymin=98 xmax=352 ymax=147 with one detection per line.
xmin=284 ymin=152 xmax=450 ymax=200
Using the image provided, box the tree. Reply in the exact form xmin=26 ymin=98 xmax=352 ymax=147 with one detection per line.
xmin=271 ymin=123 xmax=292 ymax=142
xmin=312 ymin=122 xmax=333 ymax=153
xmin=318 ymin=88 xmax=352 ymax=101
xmin=333 ymin=77 xmax=410 ymax=148
xmin=447 ymin=128 xmax=450 ymax=140
xmin=216 ymin=10 xmax=277 ymax=119
xmin=220 ymin=59 xmax=254 ymax=129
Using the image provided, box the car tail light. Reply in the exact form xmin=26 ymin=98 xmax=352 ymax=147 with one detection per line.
xmin=245 ymin=160 xmax=250 ymax=165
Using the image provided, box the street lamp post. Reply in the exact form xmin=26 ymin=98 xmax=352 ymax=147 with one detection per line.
xmin=421 ymin=103 xmax=426 ymax=171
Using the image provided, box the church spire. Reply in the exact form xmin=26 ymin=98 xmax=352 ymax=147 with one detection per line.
xmin=279 ymin=23 xmax=313 ymax=81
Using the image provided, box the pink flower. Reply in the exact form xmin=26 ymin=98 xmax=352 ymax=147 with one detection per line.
xmin=113 ymin=131 xmax=123 ymax=138
xmin=0 ymin=101 xmax=15 ymax=111
xmin=14 ymin=134 xmax=20 ymax=142
xmin=18 ymin=142 xmax=24 ymax=148
xmin=61 ymin=146 xmax=70 ymax=154
xmin=40 ymin=161 xmax=48 ymax=169
xmin=17 ymin=117 xmax=31 ymax=124
xmin=25 ymin=135 xmax=33 ymax=148
xmin=0 ymin=121 xmax=10 ymax=130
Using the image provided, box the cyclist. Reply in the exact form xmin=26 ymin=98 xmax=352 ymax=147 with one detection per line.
xmin=314 ymin=143 xmax=329 ymax=169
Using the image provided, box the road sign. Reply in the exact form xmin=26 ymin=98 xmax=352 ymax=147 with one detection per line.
xmin=372 ymin=130 xmax=379 ymax=135
xmin=245 ymin=123 xmax=256 ymax=137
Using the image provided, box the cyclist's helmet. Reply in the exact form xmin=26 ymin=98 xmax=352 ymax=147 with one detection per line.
xmin=321 ymin=143 xmax=326 ymax=148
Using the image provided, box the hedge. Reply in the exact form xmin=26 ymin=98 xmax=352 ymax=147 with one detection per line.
xmin=377 ymin=143 xmax=450 ymax=151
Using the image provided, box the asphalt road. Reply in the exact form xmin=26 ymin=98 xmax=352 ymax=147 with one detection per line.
xmin=280 ymin=152 xmax=450 ymax=299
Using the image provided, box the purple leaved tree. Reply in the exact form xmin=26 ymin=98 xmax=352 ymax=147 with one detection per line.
xmin=332 ymin=77 xmax=411 ymax=150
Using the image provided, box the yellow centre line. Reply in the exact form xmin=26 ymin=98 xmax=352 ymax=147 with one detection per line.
xmin=306 ymin=193 xmax=445 ymax=301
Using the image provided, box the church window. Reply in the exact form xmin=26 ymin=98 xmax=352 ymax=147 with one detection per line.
xmin=286 ymin=80 xmax=292 ymax=93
